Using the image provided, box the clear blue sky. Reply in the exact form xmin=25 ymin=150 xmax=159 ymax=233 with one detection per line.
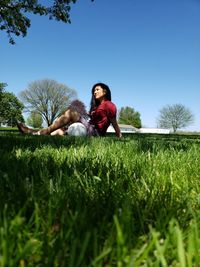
xmin=1 ymin=0 xmax=200 ymax=131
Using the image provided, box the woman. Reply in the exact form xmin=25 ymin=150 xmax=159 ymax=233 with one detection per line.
xmin=17 ymin=83 xmax=122 ymax=138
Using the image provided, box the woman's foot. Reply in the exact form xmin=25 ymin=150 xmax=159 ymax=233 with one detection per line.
xmin=17 ymin=121 xmax=38 ymax=134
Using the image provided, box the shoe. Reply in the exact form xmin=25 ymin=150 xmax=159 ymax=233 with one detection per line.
xmin=17 ymin=121 xmax=38 ymax=134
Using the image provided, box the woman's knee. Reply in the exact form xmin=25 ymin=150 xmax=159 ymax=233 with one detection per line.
xmin=68 ymin=109 xmax=80 ymax=122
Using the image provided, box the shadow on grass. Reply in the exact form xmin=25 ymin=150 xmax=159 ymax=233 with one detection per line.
xmin=0 ymin=132 xmax=93 ymax=152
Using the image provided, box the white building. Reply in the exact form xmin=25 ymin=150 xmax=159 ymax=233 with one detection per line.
xmin=107 ymin=124 xmax=138 ymax=134
xmin=138 ymin=128 xmax=170 ymax=134
xmin=107 ymin=124 xmax=170 ymax=134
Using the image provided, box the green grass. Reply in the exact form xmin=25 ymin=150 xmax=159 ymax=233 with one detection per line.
xmin=0 ymin=133 xmax=200 ymax=266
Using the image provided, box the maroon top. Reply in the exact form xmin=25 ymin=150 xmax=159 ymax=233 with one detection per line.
xmin=90 ymin=100 xmax=117 ymax=136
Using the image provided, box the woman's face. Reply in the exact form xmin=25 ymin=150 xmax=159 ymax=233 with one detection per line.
xmin=93 ymin=86 xmax=106 ymax=101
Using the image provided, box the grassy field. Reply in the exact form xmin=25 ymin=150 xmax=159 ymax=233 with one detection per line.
xmin=0 ymin=131 xmax=200 ymax=266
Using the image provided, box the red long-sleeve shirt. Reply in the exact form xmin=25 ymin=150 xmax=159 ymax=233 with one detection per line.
xmin=90 ymin=100 xmax=117 ymax=136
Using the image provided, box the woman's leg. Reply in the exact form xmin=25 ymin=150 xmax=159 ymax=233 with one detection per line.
xmin=50 ymin=128 xmax=65 ymax=136
xmin=39 ymin=109 xmax=80 ymax=135
xmin=17 ymin=109 xmax=80 ymax=135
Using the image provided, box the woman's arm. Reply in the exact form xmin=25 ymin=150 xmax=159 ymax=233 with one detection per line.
xmin=110 ymin=118 xmax=122 ymax=138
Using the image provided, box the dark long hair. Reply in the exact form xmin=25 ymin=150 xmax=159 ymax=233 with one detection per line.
xmin=89 ymin=83 xmax=111 ymax=114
